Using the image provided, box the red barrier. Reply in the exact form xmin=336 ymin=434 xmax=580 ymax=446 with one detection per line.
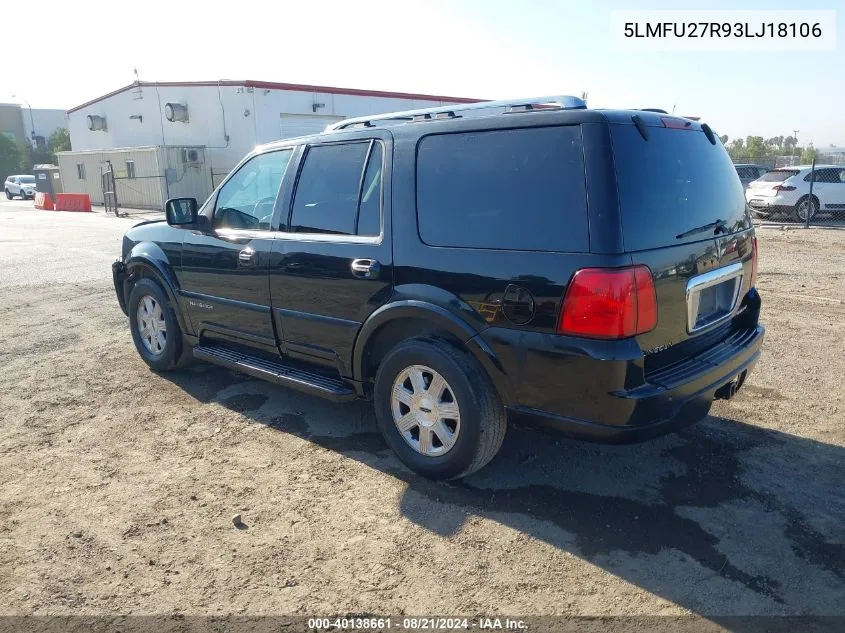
xmin=34 ymin=192 xmax=55 ymax=210
xmin=54 ymin=193 xmax=92 ymax=212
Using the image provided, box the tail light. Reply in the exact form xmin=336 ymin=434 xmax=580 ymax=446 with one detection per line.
xmin=557 ymin=266 xmax=657 ymax=339
xmin=751 ymin=236 xmax=759 ymax=288
xmin=773 ymin=185 xmax=796 ymax=192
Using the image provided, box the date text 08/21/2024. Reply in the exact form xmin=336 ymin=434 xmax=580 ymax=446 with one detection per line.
xmin=307 ymin=617 xmax=527 ymax=630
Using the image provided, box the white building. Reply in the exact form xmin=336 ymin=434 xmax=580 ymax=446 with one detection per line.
xmin=59 ymin=80 xmax=479 ymax=209
xmin=0 ymin=103 xmax=67 ymax=147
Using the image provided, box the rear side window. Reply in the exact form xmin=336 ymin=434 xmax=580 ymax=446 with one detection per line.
xmin=805 ymin=168 xmax=844 ymax=183
xmin=612 ymin=125 xmax=751 ymax=251
xmin=759 ymin=169 xmax=797 ymax=182
xmin=416 ymin=126 xmax=588 ymax=252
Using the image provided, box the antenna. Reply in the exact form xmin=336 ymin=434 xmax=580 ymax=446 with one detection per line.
xmin=132 ymin=68 xmax=143 ymax=100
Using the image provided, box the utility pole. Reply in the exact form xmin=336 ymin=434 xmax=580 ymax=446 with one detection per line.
xmin=792 ymin=129 xmax=799 ymax=161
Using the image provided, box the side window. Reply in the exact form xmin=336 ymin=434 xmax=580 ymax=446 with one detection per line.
xmin=214 ymin=150 xmax=292 ymax=230
xmin=76 ymin=164 xmax=86 ymax=180
xmin=416 ymin=126 xmax=588 ymax=252
xmin=807 ymin=169 xmax=835 ymax=183
xmin=290 ymin=141 xmax=382 ymax=236
xmin=126 ymin=160 xmax=136 ymax=179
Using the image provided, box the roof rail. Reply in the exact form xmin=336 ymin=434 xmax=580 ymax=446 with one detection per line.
xmin=325 ymin=95 xmax=587 ymax=132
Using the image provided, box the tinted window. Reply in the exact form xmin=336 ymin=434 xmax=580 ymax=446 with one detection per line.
xmin=760 ymin=169 xmax=797 ymax=182
xmin=20 ymin=176 xmax=35 ymax=184
xmin=416 ymin=126 xmax=587 ymax=252
xmin=806 ymin=168 xmax=842 ymax=183
xmin=612 ymin=125 xmax=751 ymax=251
xmin=215 ymin=150 xmax=292 ymax=230
xmin=735 ymin=166 xmax=754 ymax=179
xmin=291 ymin=142 xmax=370 ymax=235
xmin=357 ymin=142 xmax=383 ymax=236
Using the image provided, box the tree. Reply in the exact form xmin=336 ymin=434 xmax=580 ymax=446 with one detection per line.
xmin=801 ymin=146 xmax=818 ymax=163
xmin=49 ymin=128 xmax=71 ymax=154
xmin=784 ymin=136 xmax=796 ymax=153
xmin=745 ymin=136 xmax=767 ymax=160
xmin=0 ymin=133 xmax=22 ymax=183
xmin=726 ymin=138 xmax=745 ymax=159
xmin=719 ymin=134 xmax=729 ymax=145
xmin=18 ymin=140 xmax=53 ymax=172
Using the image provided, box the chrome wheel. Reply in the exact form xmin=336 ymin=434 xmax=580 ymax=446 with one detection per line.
xmin=391 ymin=365 xmax=461 ymax=457
xmin=797 ymin=198 xmax=817 ymax=222
xmin=136 ymin=294 xmax=167 ymax=355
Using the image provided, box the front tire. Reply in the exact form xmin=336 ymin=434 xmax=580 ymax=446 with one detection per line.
xmin=373 ymin=337 xmax=507 ymax=480
xmin=128 ymin=278 xmax=188 ymax=371
xmin=4 ymin=189 xmax=11 ymax=200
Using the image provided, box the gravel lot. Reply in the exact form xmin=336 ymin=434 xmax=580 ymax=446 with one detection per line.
xmin=1 ymin=201 xmax=843 ymax=618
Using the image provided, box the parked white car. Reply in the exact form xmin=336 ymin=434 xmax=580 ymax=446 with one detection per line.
xmin=4 ymin=175 xmax=36 ymax=200
xmin=746 ymin=165 xmax=845 ymax=222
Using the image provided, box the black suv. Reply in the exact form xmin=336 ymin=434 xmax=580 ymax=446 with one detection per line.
xmin=112 ymin=96 xmax=764 ymax=479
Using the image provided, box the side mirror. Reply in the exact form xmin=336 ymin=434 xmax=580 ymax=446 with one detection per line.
xmin=165 ymin=197 xmax=198 ymax=226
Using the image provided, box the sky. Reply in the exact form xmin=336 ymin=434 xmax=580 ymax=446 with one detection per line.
xmin=1 ymin=0 xmax=841 ymax=147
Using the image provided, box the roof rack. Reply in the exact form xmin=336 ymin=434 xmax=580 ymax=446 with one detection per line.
xmin=325 ymin=95 xmax=587 ymax=132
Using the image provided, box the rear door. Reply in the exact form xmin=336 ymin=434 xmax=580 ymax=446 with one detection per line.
xmin=808 ymin=168 xmax=845 ymax=210
xmin=269 ymin=131 xmax=393 ymax=375
xmin=610 ymin=122 xmax=754 ymax=369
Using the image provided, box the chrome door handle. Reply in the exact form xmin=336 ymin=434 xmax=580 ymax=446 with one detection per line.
xmin=238 ymin=247 xmax=256 ymax=266
xmin=350 ymin=258 xmax=380 ymax=279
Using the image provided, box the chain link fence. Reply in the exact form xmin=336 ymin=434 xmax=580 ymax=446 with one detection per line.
xmin=732 ymin=153 xmax=845 ymax=226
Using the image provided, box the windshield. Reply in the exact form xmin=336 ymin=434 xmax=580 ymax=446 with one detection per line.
xmin=758 ymin=170 xmax=797 ymax=182
xmin=20 ymin=176 xmax=35 ymax=184
xmin=611 ymin=125 xmax=751 ymax=251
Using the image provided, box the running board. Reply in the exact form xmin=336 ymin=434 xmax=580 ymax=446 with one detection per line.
xmin=193 ymin=345 xmax=357 ymax=402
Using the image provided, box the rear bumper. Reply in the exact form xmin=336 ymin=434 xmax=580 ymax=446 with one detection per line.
xmin=112 ymin=260 xmax=128 ymax=315
xmin=488 ymin=320 xmax=764 ymax=443
xmin=508 ymin=325 xmax=763 ymax=442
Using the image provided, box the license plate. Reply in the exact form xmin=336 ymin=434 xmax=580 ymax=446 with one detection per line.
xmin=686 ymin=262 xmax=744 ymax=333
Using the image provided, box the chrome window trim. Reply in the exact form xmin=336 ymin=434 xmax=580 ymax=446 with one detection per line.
xmin=213 ymin=228 xmax=382 ymax=245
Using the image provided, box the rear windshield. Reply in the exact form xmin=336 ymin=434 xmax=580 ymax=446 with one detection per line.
xmin=20 ymin=176 xmax=35 ymax=183
xmin=758 ymin=169 xmax=798 ymax=182
xmin=612 ymin=125 xmax=750 ymax=251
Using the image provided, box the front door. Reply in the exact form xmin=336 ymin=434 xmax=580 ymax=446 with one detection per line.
xmin=269 ymin=133 xmax=393 ymax=375
xmin=181 ymin=149 xmax=295 ymax=353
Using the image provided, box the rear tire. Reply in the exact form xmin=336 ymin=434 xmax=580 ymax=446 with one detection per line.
xmin=373 ymin=337 xmax=506 ymax=480
xmin=128 ymin=278 xmax=188 ymax=372
xmin=793 ymin=196 xmax=818 ymax=223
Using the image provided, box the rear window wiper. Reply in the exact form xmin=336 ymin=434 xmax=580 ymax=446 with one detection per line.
xmin=676 ymin=219 xmax=728 ymax=239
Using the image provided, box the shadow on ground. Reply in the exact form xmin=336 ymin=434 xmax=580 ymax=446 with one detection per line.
xmin=162 ymin=363 xmax=845 ymax=619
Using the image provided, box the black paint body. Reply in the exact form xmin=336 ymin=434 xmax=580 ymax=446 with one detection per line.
xmin=113 ymin=108 xmax=764 ymax=442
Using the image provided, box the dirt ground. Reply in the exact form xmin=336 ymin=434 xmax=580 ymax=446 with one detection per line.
xmin=1 ymin=205 xmax=843 ymax=618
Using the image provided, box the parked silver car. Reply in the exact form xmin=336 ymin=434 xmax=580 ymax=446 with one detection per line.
xmin=4 ymin=175 xmax=36 ymax=199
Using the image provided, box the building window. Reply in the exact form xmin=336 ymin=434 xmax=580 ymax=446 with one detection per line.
xmin=76 ymin=163 xmax=86 ymax=180
xmin=126 ymin=160 xmax=136 ymax=179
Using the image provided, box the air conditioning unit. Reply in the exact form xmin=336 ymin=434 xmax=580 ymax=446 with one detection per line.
xmin=181 ymin=148 xmax=204 ymax=164
xmin=165 ymin=102 xmax=189 ymax=123
xmin=87 ymin=114 xmax=107 ymax=131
